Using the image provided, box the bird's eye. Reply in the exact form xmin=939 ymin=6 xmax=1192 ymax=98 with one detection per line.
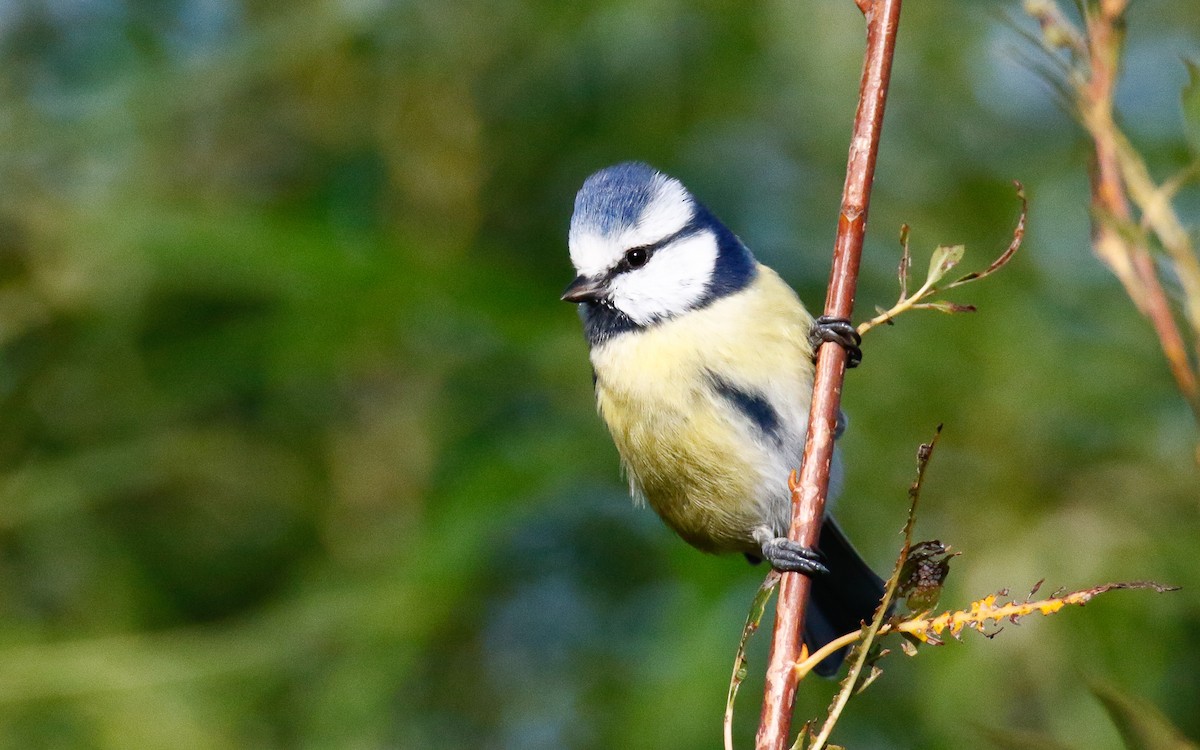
xmin=625 ymin=247 xmax=649 ymax=269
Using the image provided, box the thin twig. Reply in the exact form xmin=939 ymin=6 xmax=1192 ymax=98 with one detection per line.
xmin=1027 ymin=0 xmax=1200 ymax=417
xmin=855 ymin=182 xmax=1027 ymax=337
xmin=1077 ymin=0 xmax=1200 ymax=418
xmin=1113 ymin=130 xmax=1200 ymax=366
xmin=792 ymin=579 xmax=1178 ymax=676
xmin=754 ymin=1 xmax=902 ymax=748
xmin=806 ymin=428 xmax=940 ymax=750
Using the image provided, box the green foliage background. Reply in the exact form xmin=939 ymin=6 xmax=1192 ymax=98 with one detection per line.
xmin=0 ymin=1 xmax=1196 ymax=747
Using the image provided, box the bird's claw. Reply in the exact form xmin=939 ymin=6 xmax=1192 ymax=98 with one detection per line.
xmin=760 ymin=537 xmax=830 ymax=577
xmin=809 ymin=315 xmax=862 ymax=368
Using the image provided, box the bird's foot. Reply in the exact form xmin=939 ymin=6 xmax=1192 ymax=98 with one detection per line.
xmin=808 ymin=316 xmax=862 ymax=368
xmin=758 ymin=536 xmax=829 ymax=577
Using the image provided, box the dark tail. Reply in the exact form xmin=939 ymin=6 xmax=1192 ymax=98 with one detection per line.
xmin=803 ymin=515 xmax=886 ymax=677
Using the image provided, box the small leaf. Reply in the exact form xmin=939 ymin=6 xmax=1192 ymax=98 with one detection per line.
xmin=926 ymin=244 xmax=965 ymax=285
xmin=1183 ymin=59 xmax=1200 ymax=155
xmin=898 ymin=224 xmax=912 ymax=299
xmin=1027 ymin=579 xmax=1045 ymax=599
xmin=918 ymin=301 xmax=977 ymax=314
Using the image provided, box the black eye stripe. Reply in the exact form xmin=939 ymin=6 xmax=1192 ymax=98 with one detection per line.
xmin=615 ymin=217 xmax=705 ymax=274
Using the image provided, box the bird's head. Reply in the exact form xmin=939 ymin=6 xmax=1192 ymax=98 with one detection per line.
xmin=563 ymin=162 xmax=755 ymax=343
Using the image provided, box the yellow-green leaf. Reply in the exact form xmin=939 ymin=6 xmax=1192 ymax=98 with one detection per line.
xmin=926 ymin=244 xmax=965 ymax=286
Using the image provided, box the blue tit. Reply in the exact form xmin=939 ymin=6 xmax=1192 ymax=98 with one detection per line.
xmin=562 ymin=162 xmax=883 ymax=675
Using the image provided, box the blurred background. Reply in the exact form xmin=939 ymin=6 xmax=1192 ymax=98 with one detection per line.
xmin=0 ymin=0 xmax=1196 ymax=747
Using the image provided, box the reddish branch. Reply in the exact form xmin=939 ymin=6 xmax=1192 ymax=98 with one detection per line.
xmin=754 ymin=1 xmax=902 ymax=748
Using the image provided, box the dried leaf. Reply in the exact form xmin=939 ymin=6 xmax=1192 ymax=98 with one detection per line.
xmin=918 ymin=301 xmax=977 ymax=314
xmin=898 ymin=224 xmax=912 ymax=300
xmin=898 ymin=540 xmax=956 ymax=612
xmin=948 ymin=181 xmax=1027 ymax=288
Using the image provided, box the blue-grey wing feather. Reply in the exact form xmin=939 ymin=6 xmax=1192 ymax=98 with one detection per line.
xmin=705 ymin=372 xmax=783 ymax=447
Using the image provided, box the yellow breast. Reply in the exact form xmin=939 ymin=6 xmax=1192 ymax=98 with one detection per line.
xmin=589 ymin=266 xmax=814 ymax=554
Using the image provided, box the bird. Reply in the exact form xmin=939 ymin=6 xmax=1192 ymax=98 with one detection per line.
xmin=562 ymin=161 xmax=884 ymax=675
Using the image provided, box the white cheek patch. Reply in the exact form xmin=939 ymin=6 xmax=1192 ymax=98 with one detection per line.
xmin=610 ymin=231 xmax=718 ymax=325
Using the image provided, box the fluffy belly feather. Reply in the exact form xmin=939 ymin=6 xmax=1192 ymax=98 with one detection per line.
xmin=595 ymin=374 xmax=773 ymax=554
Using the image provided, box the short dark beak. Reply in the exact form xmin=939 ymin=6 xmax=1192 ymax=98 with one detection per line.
xmin=561 ymin=274 xmax=606 ymax=304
